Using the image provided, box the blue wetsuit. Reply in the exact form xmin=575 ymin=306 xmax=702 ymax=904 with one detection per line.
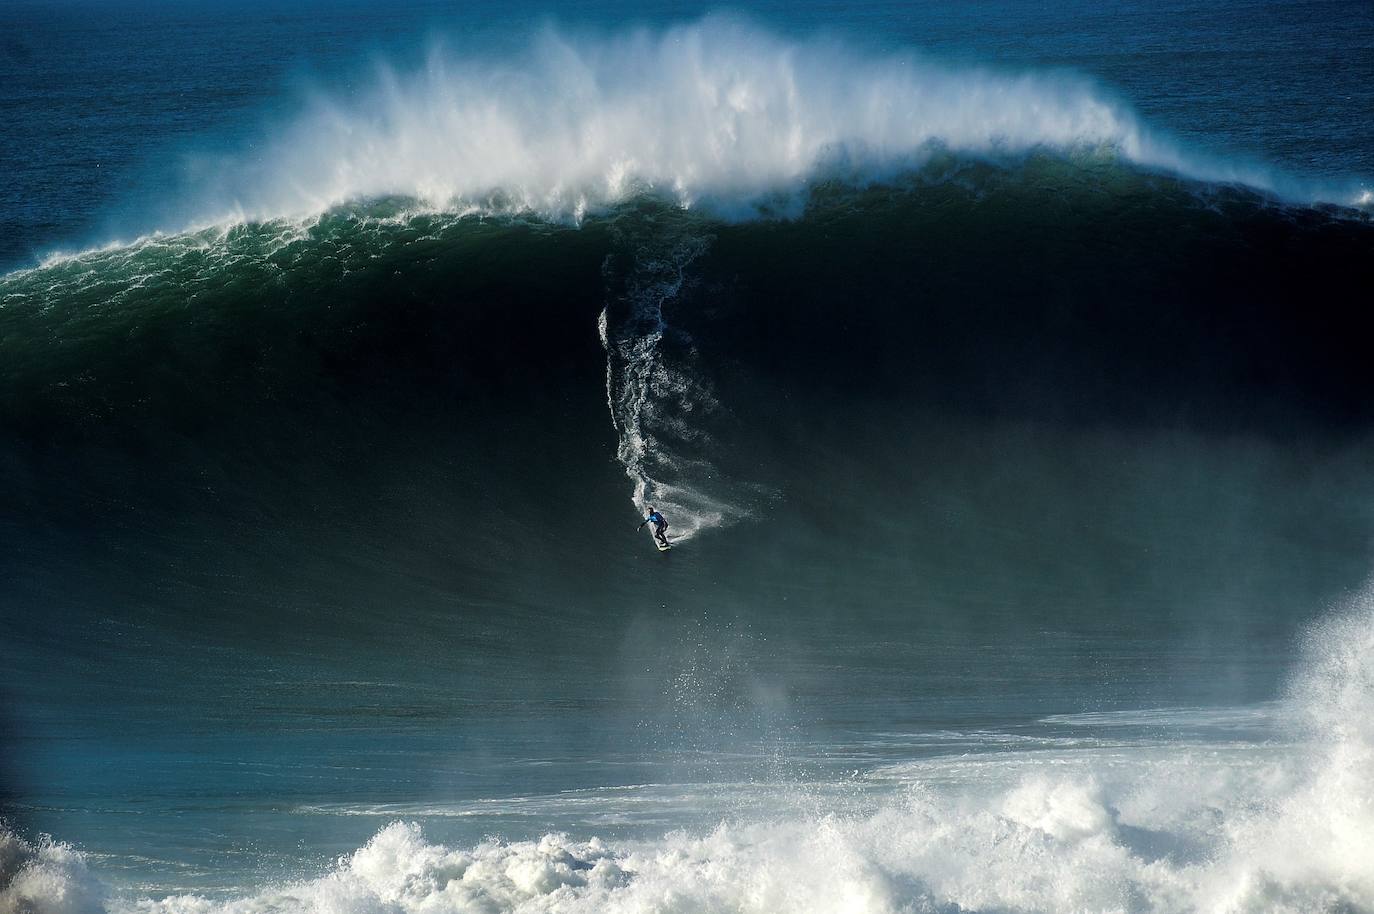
xmin=639 ymin=511 xmax=669 ymax=545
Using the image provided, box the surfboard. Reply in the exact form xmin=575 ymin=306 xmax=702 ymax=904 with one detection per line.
xmin=655 ymin=538 xmax=672 ymax=552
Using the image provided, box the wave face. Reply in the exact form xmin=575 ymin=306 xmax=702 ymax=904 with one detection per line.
xmin=148 ymin=17 xmax=1364 ymax=235
xmin=5 ymin=166 xmax=1373 ymax=548
xmin=7 ymin=158 xmax=1374 ymax=512
xmin=5 ymin=597 xmax=1374 ymax=914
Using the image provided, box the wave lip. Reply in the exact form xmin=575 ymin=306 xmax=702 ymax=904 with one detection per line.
xmin=173 ymin=17 xmax=1351 ymax=233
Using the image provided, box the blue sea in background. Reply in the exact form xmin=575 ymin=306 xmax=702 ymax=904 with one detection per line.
xmin=2 ymin=2 xmax=1373 ymax=912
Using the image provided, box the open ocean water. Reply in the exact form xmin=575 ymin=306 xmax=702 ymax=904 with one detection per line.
xmin=2 ymin=1 xmax=1373 ymax=912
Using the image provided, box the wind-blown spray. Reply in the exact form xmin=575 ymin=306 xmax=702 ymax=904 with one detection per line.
xmin=179 ymin=17 xmax=1326 ymax=233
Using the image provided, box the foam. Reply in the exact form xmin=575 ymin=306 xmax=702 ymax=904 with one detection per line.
xmin=107 ymin=741 xmax=1371 ymax=914
xmin=0 ymin=830 xmax=107 ymax=914
xmin=13 ymin=18 xmax=1368 ymax=279
xmin=599 ymin=226 xmax=732 ymax=540
xmin=179 ymin=17 xmax=1343 ymax=231
xmin=6 ymin=597 xmax=1373 ymax=914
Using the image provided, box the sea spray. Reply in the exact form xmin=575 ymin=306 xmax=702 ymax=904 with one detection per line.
xmin=0 ymin=830 xmax=106 ymax=914
xmin=1192 ymin=600 xmax=1374 ymax=912
xmin=7 ymin=597 xmax=1373 ymax=914
xmin=164 ymin=16 xmax=1333 ymax=236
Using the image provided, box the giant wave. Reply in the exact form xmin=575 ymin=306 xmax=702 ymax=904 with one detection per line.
xmin=4 ymin=155 xmax=1373 ymax=543
xmin=4 ymin=21 xmax=1374 ymax=914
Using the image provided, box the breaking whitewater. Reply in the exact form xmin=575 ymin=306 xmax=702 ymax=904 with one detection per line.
xmin=4 ymin=601 xmax=1374 ymax=914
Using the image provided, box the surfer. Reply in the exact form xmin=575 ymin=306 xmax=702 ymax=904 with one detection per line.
xmin=638 ymin=506 xmax=670 ymax=548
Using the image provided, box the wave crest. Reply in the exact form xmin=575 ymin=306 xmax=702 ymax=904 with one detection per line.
xmin=185 ymin=17 xmax=1305 ymax=229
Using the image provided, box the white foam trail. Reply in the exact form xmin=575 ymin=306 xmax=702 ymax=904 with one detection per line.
xmin=181 ymin=17 xmax=1348 ymax=229
xmin=599 ymin=224 xmax=738 ymax=541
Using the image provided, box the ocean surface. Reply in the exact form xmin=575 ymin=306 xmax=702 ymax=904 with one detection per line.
xmin=2 ymin=1 xmax=1374 ymax=912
